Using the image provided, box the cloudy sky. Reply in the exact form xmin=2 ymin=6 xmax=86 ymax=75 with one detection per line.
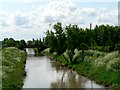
xmin=0 ymin=0 xmax=119 ymax=41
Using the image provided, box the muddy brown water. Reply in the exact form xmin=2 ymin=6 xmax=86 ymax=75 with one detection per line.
xmin=22 ymin=48 xmax=111 ymax=89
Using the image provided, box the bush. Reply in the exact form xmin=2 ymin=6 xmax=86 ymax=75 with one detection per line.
xmin=96 ymin=46 xmax=103 ymax=51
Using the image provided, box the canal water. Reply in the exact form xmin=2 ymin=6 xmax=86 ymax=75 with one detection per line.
xmin=22 ymin=48 xmax=110 ymax=89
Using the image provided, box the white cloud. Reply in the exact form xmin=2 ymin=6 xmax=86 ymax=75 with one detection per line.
xmin=0 ymin=0 xmax=118 ymax=40
xmin=94 ymin=10 xmax=118 ymax=25
xmin=1 ymin=0 xmax=118 ymax=3
xmin=20 ymin=0 xmax=37 ymax=3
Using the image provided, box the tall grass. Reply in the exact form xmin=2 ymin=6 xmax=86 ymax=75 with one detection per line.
xmin=73 ymin=50 xmax=120 ymax=88
xmin=81 ymin=50 xmax=120 ymax=72
xmin=0 ymin=50 xmax=2 ymax=89
xmin=44 ymin=48 xmax=120 ymax=88
xmin=2 ymin=47 xmax=26 ymax=88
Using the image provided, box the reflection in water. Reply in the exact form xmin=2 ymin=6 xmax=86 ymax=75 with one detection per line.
xmin=50 ymin=68 xmax=100 ymax=88
xmin=50 ymin=69 xmax=80 ymax=88
xmin=23 ymin=49 xmax=111 ymax=89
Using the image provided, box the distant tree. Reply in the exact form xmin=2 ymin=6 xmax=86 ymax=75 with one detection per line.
xmin=27 ymin=40 xmax=32 ymax=45
xmin=18 ymin=39 xmax=26 ymax=50
xmin=2 ymin=38 xmax=9 ymax=47
xmin=2 ymin=38 xmax=16 ymax=47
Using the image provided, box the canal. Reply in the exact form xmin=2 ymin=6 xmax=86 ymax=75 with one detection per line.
xmin=23 ymin=48 xmax=110 ymax=89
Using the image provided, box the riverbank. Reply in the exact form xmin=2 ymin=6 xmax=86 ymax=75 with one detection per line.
xmin=43 ymin=48 xmax=120 ymax=89
xmin=33 ymin=48 xmax=44 ymax=56
xmin=0 ymin=47 xmax=2 ymax=89
xmin=1 ymin=47 xmax=26 ymax=88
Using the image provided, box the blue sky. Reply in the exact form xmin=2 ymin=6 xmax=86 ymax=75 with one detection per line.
xmin=0 ymin=0 xmax=119 ymax=41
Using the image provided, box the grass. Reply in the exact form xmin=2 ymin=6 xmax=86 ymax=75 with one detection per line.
xmin=0 ymin=49 xmax=2 ymax=89
xmin=1 ymin=47 xmax=26 ymax=88
xmin=43 ymin=48 xmax=120 ymax=89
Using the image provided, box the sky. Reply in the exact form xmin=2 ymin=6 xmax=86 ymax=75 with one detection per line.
xmin=0 ymin=0 xmax=119 ymax=41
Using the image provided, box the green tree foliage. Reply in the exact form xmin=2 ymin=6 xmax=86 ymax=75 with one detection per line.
xmin=45 ymin=23 xmax=120 ymax=63
xmin=27 ymin=40 xmax=32 ymax=45
xmin=45 ymin=23 xmax=69 ymax=62
xmin=18 ymin=39 xmax=26 ymax=50
xmin=45 ymin=23 xmax=66 ymax=54
xmin=65 ymin=24 xmax=80 ymax=62
xmin=2 ymin=23 xmax=120 ymax=57
xmin=115 ymin=43 xmax=120 ymax=54
xmin=31 ymin=38 xmax=47 ymax=54
xmin=2 ymin=38 xmax=27 ymax=51
xmin=2 ymin=37 xmax=47 ymax=53
xmin=2 ymin=38 xmax=16 ymax=47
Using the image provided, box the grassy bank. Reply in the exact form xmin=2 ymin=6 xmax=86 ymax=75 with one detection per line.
xmin=0 ymin=47 xmax=2 ymax=89
xmin=1 ymin=47 xmax=26 ymax=88
xmin=43 ymin=48 xmax=120 ymax=88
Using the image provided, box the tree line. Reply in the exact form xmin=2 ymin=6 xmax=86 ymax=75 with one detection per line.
xmin=2 ymin=38 xmax=47 ymax=52
xmin=45 ymin=22 xmax=120 ymax=63
xmin=2 ymin=22 xmax=120 ymax=60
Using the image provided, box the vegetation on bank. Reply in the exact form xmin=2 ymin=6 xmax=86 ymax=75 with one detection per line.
xmin=1 ymin=22 xmax=120 ymax=88
xmin=0 ymin=48 xmax=2 ymax=89
xmin=43 ymin=22 xmax=120 ymax=88
xmin=1 ymin=47 xmax=26 ymax=88
xmin=43 ymin=48 xmax=120 ymax=88
xmin=45 ymin=23 xmax=120 ymax=64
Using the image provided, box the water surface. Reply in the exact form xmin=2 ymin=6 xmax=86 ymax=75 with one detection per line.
xmin=23 ymin=48 xmax=110 ymax=89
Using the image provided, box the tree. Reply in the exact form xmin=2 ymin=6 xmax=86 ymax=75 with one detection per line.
xmin=45 ymin=30 xmax=58 ymax=53
xmin=2 ymin=38 xmax=16 ymax=47
xmin=27 ymin=40 xmax=32 ymax=45
xmin=53 ymin=22 xmax=67 ymax=55
xmin=45 ymin=22 xmax=120 ymax=63
xmin=45 ymin=23 xmax=69 ymax=63
xmin=18 ymin=39 xmax=26 ymax=50
xmin=65 ymin=24 xmax=80 ymax=63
